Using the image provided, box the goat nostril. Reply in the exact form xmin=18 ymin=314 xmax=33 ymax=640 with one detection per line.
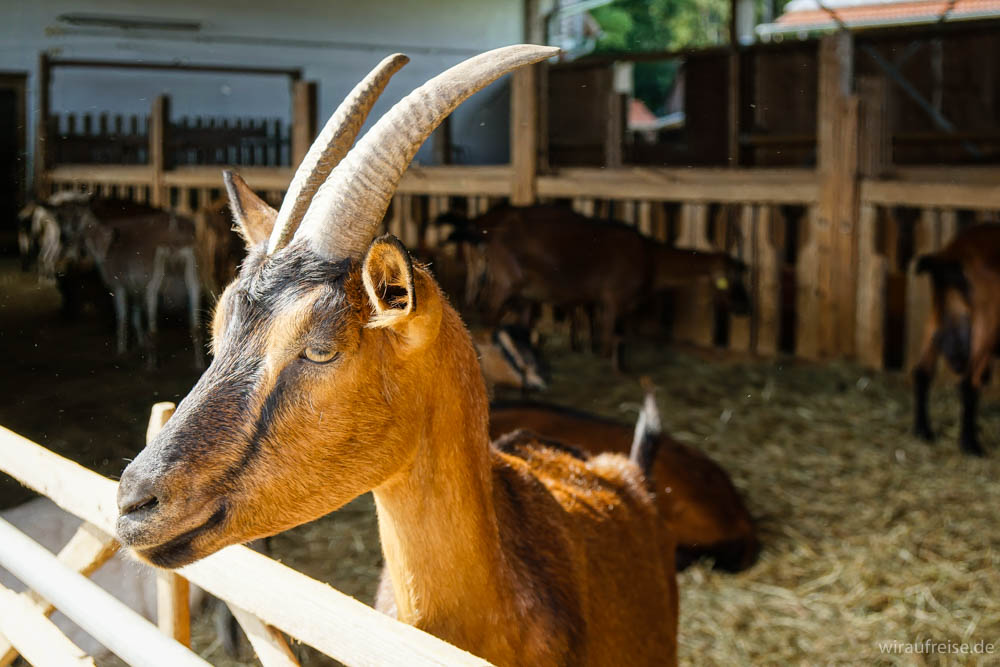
xmin=121 ymin=496 xmax=159 ymax=516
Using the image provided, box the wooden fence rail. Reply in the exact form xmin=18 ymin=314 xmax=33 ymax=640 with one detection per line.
xmin=0 ymin=412 xmax=492 ymax=667
xmin=0 ymin=517 xmax=210 ymax=667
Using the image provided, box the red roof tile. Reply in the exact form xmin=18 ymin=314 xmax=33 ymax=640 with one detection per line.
xmin=776 ymin=0 xmax=1000 ymax=27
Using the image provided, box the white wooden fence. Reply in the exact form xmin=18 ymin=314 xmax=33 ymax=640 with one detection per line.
xmin=0 ymin=404 xmax=492 ymax=666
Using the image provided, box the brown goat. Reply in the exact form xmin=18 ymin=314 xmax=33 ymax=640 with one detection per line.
xmin=912 ymin=223 xmax=1000 ymax=456
xmin=453 ymin=204 xmax=750 ymax=357
xmin=490 ymin=399 xmax=759 ymax=572
xmin=472 ymin=325 xmax=547 ymax=392
xmin=195 ymin=196 xmax=247 ymax=297
xmin=31 ymin=194 xmax=204 ymax=368
xmin=115 ymin=47 xmax=678 ymax=665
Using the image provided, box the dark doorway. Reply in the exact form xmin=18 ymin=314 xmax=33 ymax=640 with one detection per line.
xmin=0 ymin=73 xmax=26 ymax=256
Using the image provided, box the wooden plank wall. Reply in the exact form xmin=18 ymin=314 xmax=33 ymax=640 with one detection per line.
xmin=37 ymin=50 xmax=1000 ymax=368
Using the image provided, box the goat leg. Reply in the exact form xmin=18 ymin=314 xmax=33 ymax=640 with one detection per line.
xmin=913 ymin=367 xmax=935 ymax=442
xmin=958 ymin=377 xmax=984 ymax=456
xmin=114 ymin=290 xmax=128 ymax=356
xmin=912 ymin=315 xmax=941 ymax=442
xmin=959 ymin=314 xmax=997 ymax=456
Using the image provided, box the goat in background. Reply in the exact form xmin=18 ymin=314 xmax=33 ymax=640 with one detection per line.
xmin=912 ymin=223 xmax=1000 ymax=456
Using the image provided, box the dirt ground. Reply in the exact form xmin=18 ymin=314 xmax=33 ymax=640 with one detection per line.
xmin=2 ymin=257 xmax=999 ymax=666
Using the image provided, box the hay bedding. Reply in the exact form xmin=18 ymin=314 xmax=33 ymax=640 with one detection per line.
xmin=188 ymin=343 xmax=999 ymax=666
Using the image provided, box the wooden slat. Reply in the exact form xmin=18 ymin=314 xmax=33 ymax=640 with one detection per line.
xmin=857 ymin=75 xmax=890 ymax=179
xmin=537 ymin=167 xmax=818 ymax=204
xmin=673 ymin=203 xmax=715 ymax=347
xmin=291 ymin=81 xmax=318 ymax=168
xmin=814 ymin=32 xmax=860 ymax=360
xmin=398 ymin=166 xmax=514 ymax=197
xmin=510 ymin=65 xmax=538 ymax=206
xmin=904 ymin=209 xmax=942 ymax=370
xmin=157 ymin=572 xmax=191 ymax=647
xmin=163 ymin=166 xmax=292 ymax=190
xmin=727 ymin=51 xmax=741 ymax=167
xmin=0 ymin=519 xmax=209 ymax=667
xmin=48 ymin=164 xmax=153 ymax=184
xmin=0 ymin=522 xmax=117 ymax=667
xmin=34 ymin=53 xmax=52 ymax=198
xmin=754 ymin=206 xmax=781 ymax=356
xmin=861 ymin=179 xmax=1000 ymax=210
xmin=0 ymin=584 xmax=95 ymax=667
xmin=150 ymin=95 xmax=169 ymax=207
xmin=228 ymin=604 xmax=300 ymax=667
xmin=728 ymin=205 xmax=753 ymax=352
xmin=854 ymin=203 xmax=887 ymax=369
xmin=179 ymin=532 xmax=492 ymax=667
xmin=0 ymin=425 xmax=492 ymax=666
xmin=887 ymin=165 xmax=1000 ymax=184
xmin=146 ymin=404 xmax=192 ymax=648
xmin=795 ymin=205 xmax=823 ymax=359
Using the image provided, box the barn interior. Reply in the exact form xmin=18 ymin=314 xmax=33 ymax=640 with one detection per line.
xmin=2 ymin=1 xmax=1000 ymax=665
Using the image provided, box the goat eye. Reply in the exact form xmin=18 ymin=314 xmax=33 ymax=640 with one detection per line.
xmin=715 ymin=277 xmax=730 ymax=290
xmin=302 ymin=346 xmax=337 ymax=364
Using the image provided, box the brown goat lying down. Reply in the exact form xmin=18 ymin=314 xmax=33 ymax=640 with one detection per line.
xmin=490 ymin=401 xmax=760 ymax=572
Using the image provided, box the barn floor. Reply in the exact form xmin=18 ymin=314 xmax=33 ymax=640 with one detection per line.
xmin=2 ymin=259 xmax=999 ymax=666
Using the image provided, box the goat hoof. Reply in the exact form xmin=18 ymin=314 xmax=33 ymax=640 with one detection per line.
xmin=914 ymin=425 xmax=935 ymax=442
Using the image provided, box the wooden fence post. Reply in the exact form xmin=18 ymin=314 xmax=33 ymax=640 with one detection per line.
xmin=147 ymin=403 xmax=192 ymax=648
xmin=510 ymin=64 xmax=539 ymax=205
xmin=149 ymin=95 xmax=170 ymax=207
xmin=673 ymin=203 xmax=715 ymax=347
xmin=728 ymin=204 xmax=754 ymax=352
xmin=755 ymin=205 xmax=781 ymax=356
xmin=291 ymin=81 xmax=318 ymax=169
xmin=727 ymin=50 xmax=742 ymax=167
xmin=854 ymin=74 xmax=890 ymax=368
xmin=34 ymin=53 xmax=52 ymax=198
xmin=800 ymin=32 xmax=859 ymax=359
xmin=854 ymin=203 xmax=887 ymax=368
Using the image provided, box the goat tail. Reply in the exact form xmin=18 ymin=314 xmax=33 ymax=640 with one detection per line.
xmin=629 ymin=376 xmax=663 ymax=477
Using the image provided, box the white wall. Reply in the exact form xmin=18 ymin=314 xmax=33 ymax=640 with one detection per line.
xmin=2 ymin=0 xmax=525 ymax=186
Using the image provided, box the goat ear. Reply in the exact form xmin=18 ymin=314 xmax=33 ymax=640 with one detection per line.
xmin=223 ymin=170 xmax=277 ymax=247
xmin=362 ymin=235 xmax=441 ymax=354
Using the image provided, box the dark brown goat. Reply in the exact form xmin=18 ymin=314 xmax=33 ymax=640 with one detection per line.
xmin=490 ymin=400 xmax=759 ymax=571
xmin=912 ymin=223 xmax=1000 ymax=456
xmin=452 ymin=204 xmax=749 ymax=358
xmin=195 ymin=197 xmax=247 ymax=298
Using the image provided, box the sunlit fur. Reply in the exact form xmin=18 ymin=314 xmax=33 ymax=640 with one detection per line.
xmin=118 ymin=226 xmax=678 ymax=664
xmin=489 ymin=402 xmax=759 ymax=572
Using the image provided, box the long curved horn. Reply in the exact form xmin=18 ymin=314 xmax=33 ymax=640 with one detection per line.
xmin=294 ymin=44 xmax=559 ymax=260
xmin=267 ymin=53 xmax=409 ymax=254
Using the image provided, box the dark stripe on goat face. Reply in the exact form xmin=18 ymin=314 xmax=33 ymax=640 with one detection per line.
xmin=206 ymin=251 xmax=355 ymax=489
xmin=217 ymin=363 xmax=297 ymax=488
xmin=145 ymin=502 xmax=229 ymax=569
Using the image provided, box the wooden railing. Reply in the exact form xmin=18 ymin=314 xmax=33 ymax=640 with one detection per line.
xmin=36 ymin=48 xmax=1000 ymax=370
xmin=0 ymin=405 xmax=492 ymax=667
